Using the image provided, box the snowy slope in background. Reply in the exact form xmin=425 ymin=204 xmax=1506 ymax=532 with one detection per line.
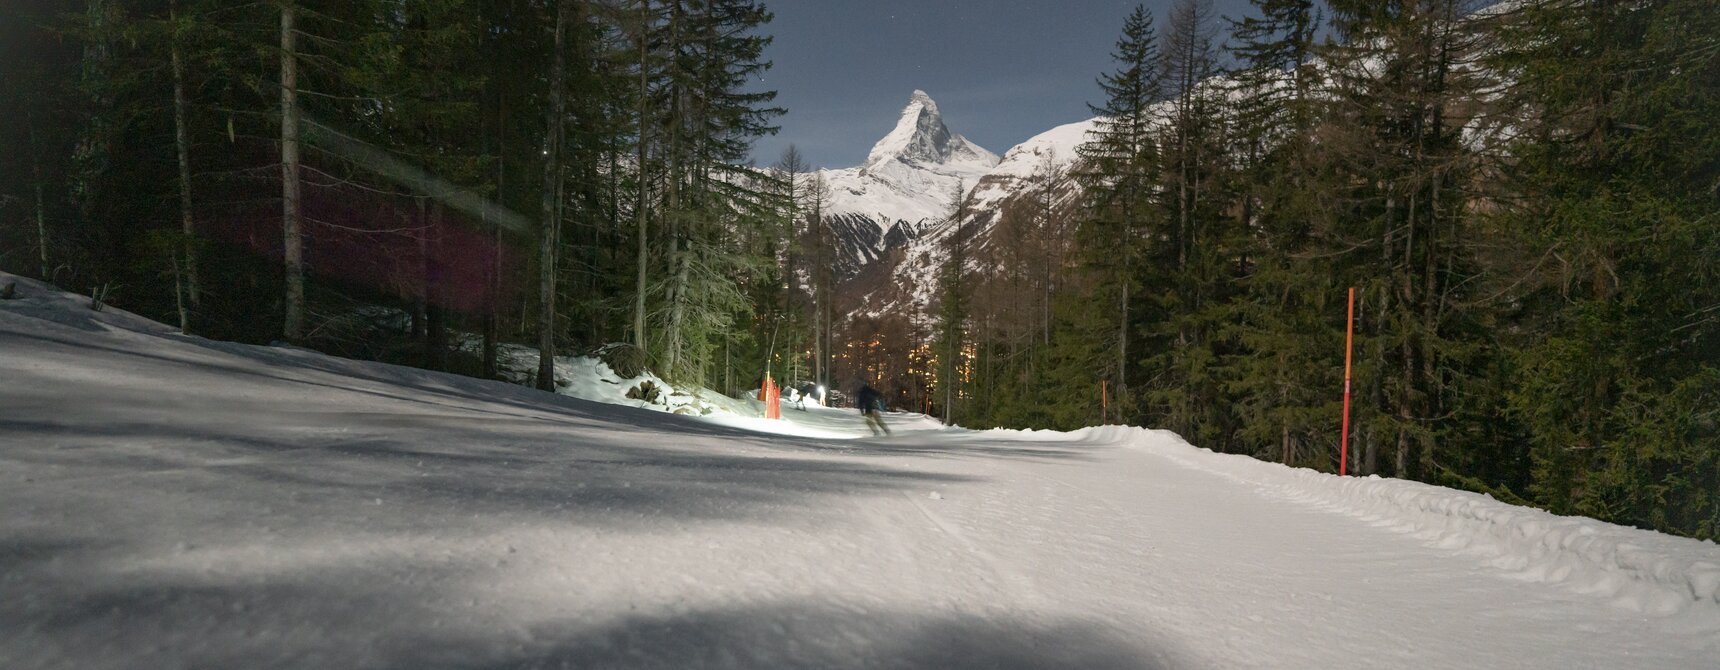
xmin=4 ymin=270 xmax=1717 ymax=669
xmin=965 ymin=117 xmax=1097 ymax=212
xmin=1101 ymin=426 xmax=1720 ymax=616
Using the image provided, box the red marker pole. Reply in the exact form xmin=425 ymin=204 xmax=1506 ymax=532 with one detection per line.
xmin=1340 ymin=287 xmax=1356 ymax=476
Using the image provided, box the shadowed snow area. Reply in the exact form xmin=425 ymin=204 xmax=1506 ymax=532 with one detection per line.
xmin=2 ymin=271 xmax=1718 ymax=669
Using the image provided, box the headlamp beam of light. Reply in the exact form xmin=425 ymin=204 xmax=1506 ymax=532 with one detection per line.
xmin=301 ymin=118 xmax=536 ymax=238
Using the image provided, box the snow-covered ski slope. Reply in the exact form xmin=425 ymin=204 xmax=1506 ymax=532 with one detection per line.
xmin=2 ymin=271 xmax=1717 ymax=670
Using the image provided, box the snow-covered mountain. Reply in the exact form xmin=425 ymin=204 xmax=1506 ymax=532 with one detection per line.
xmin=816 ymin=91 xmax=1000 ymax=279
xmin=822 ymin=99 xmax=1102 ymax=321
xmin=867 ymin=117 xmax=1098 ymax=319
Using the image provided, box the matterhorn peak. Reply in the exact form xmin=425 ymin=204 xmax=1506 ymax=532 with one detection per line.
xmin=865 ymin=90 xmax=998 ymax=170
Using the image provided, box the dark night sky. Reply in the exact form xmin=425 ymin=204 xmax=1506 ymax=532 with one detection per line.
xmin=749 ymin=0 xmax=1257 ymax=169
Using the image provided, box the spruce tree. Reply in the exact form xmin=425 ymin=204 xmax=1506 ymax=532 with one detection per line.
xmin=1218 ymin=0 xmax=1334 ymax=466
xmin=649 ymin=0 xmax=781 ymax=385
xmin=1075 ymin=4 xmax=1161 ymax=424
xmin=935 ymin=181 xmax=972 ymax=425
xmin=1142 ymin=0 xmax=1237 ymax=446
xmin=1322 ymin=0 xmax=1483 ymax=478
xmin=1491 ymin=0 xmax=1720 ymax=537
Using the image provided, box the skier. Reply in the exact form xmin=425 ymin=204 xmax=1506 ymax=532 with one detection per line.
xmin=855 ymin=383 xmax=891 ymax=436
xmin=792 ymin=382 xmax=819 ymax=411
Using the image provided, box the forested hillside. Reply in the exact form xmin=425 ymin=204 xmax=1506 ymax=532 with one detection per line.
xmin=0 ymin=0 xmax=797 ymax=397
xmin=925 ymin=0 xmax=1720 ymax=540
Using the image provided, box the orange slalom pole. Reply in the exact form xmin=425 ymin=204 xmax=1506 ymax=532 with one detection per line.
xmin=1340 ymin=287 xmax=1356 ymax=476
xmin=1101 ymin=380 xmax=1109 ymax=425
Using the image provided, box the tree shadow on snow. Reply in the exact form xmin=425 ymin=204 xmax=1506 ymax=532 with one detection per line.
xmin=406 ymin=603 xmax=1173 ymax=670
xmin=6 ymin=574 xmax=1174 ymax=670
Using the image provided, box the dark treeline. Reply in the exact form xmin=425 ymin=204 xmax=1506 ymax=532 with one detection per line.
xmin=0 ymin=0 xmax=824 ymax=396
xmin=936 ymin=0 xmax=1718 ymax=539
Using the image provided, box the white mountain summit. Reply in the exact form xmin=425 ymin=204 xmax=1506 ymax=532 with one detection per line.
xmin=864 ymin=90 xmax=999 ymax=171
xmin=815 ymin=93 xmax=1101 ymax=319
xmin=817 ymin=90 xmax=999 ymax=277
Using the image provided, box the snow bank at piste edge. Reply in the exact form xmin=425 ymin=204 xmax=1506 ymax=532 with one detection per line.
xmin=1074 ymin=425 xmax=1720 ymax=616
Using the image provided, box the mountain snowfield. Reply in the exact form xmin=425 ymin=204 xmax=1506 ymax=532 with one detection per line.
xmin=809 ymin=90 xmax=1102 ymax=314
xmin=868 ymin=114 xmax=1103 ymax=318
xmin=821 ymin=90 xmax=1000 ymax=244
xmin=4 ymin=271 xmax=1719 ymax=669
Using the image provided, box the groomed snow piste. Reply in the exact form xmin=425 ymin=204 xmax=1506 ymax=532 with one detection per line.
xmin=3 ymin=270 xmax=1717 ymax=669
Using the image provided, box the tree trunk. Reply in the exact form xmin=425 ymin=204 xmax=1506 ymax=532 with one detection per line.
xmin=26 ymin=107 xmax=49 ymax=280
xmin=412 ymin=197 xmax=429 ymax=347
xmin=425 ymin=200 xmax=448 ymax=371
xmin=482 ymin=96 xmax=505 ymax=379
xmin=1398 ymin=180 xmax=1420 ymax=479
xmin=1281 ymin=384 xmax=1292 ymax=465
xmin=34 ymin=177 xmax=48 ymax=282
xmin=664 ymin=235 xmax=687 ymax=377
xmin=1421 ymin=27 xmax=1453 ymax=476
xmin=812 ymin=194 xmax=827 ymax=388
xmin=604 ymin=147 xmax=621 ymax=346
xmin=631 ymin=0 xmax=651 ymax=355
xmin=537 ymin=0 xmax=568 ymax=392
xmin=661 ymin=1 xmax=687 ymax=380
xmin=280 ymin=0 xmax=305 ymax=342
xmin=170 ymin=0 xmax=198 ymax=334
xmin=1421 ymin=176 xmax=1442 ymax=477
xmin=1363 ymin=287 xmax=1381 ymax=476
xmin=1042 ymin=201 xmax=1052 ymax=352
xmin=812 ymin=289 xmax=823 ymax=389
xmin=1118 ymin=229 xmax=1130 ymax=422
xmin=825 ymin=289 xmax=834 ymax=388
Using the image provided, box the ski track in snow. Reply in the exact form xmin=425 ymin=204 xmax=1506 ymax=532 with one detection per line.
xmin=2 ymin=271 xmax=1718 ymax=669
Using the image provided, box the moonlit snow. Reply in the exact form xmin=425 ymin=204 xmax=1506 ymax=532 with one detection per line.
xmin=3 ymin=271 xmax=1717 ymax=669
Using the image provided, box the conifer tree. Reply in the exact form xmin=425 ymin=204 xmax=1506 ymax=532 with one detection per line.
xmin=1218 ymin=0 xmax=1333 ymax=465
xmin=1491 ymin=0 xmax=1720 ymax=537
xmin=935 ymin=181 xmax=972 ymax=425
xmin=535 ymin=0 xmax=570 ymax=390
xmin=1142 ymin=0 xmax=1236 ymax=445
xmin=280 ymin=0 xmax=304 ymax=342
xmin=1075 ymin=4 xmax=1161 ymax=423
xmin=648 ymin=0 xmax=781 ymax=385
xmin=801 ymin=170 xmax=834 ymax=389
xmin=1322 ymin=0 xmax=1483 ymax=477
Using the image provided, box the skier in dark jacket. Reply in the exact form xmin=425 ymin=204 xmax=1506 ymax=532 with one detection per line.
xmin=855 ymin=384 xmax=891 ymax=436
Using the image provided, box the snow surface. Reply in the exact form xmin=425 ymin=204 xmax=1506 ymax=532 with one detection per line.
xmin=4 ymin=270 xmax=1719 ymax=669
